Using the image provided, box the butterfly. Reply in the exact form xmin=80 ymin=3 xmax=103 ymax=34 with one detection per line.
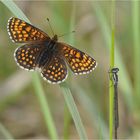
xmin=7 ymin=17 xmax=97 ymax=84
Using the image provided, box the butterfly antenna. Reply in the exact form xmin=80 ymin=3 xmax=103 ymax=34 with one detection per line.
xmin=47 ymin=18 xmax=55 ymax=36
xmin=58 ymin=30 xmax=75 ymax=38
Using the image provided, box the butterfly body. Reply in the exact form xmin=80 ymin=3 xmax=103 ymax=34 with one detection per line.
xmin=37 ymin=41 xmax=57 ymax=68
xmin=7 ymin=17 xmax=97 ymax=84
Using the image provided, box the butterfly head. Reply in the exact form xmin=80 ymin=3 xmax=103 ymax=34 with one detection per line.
xmin=52 ymin=35 xmax=58 ymax=42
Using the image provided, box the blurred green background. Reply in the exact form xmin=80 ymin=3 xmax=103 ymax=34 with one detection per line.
xmin=0 ymin=1 xmax=140 ymax=139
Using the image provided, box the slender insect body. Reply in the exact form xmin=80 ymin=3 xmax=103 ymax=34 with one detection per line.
xmin=109 ymin=67 xmax=119 ymax=139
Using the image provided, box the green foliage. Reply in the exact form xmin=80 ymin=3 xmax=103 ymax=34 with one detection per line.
xmin=0 ymin=0 xmax=140 ymax=139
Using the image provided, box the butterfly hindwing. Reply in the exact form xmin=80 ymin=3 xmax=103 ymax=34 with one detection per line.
xmin=59 ymin=43 xmax=97 ymax=75
xmin=7 ymin=17 xmax=50 ymax=43
xmin=41 ymin=56 xmax=68 ymax=84
xmin=14 ymin=43 xmax=43 ymax=71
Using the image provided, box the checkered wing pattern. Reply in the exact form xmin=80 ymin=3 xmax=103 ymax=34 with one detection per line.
xmin=14 ymin=43 xmax=43 ymax=71
xmin=7 ymin=17 xmax=50 ymax=43
xmin=59 ymin=43 xmax=97 ymax=75
xmin=7 ymin=17 xmax=97 ymax=84
xmin=41 ymin=56 xmax=67 ymax=84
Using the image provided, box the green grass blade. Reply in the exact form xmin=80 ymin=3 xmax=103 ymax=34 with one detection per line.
xmin=72 ymin=84 xmax=109 ymax=138
xmin=1 ymin=0 xmax=29 ymax=21
xmin=32 ymin=73 xmax=58 ymax=139
xmin=0 ymin=123 xmax=14 ymax=140
xmin=60 ymin=82 xmax=88 ymax=140
xmin=2 ymin=0 xmax=58 ymax=139
xmin=132 ymin=1 xmax=140 ymax=100
xmin=92 ymin=2 xmax=134 ymax=111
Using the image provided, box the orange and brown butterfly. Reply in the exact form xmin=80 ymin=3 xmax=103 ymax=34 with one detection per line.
xmin=7 ymin=17 xmax=97 ymax=84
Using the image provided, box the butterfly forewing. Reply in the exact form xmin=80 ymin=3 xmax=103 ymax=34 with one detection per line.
xmin=59 ymin=43 xmax=97 ymax=75
xmin=14 ymin=43 xmax=43 ymax=71
xmin=41 ymin=56 xmax=68 ymax=84
xmin=7 ymin=17 xmax=50 ymax=43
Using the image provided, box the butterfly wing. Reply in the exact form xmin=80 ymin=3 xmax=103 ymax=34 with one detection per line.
xmin=41 ymin=56 xmax=68 ymax=84
xmin=7 ymin=17 xmax=50 ymax=43
xmin=58 ymin=43 xmax=97 ymax=75
xmin=14 ymin=43 xmax=44 ymax=71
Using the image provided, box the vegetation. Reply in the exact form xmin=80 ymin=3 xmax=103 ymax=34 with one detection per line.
xmin=0 ymin=1 xmax=139 ymax=139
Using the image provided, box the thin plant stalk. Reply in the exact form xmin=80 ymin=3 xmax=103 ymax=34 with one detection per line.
xmin=92 ymin=2 xmax=133 ymax=111
xmin=72 ymin=84 xmax=109 ymax=138
xmin=60 ymin=82 xmax=88 ymax=140
xmin=32 ymin=73 xmax=58 ymax=139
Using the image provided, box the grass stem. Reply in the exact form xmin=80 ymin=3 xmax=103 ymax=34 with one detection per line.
xmin=109 ymin=0 xmax=115 ymax=139
xmin=60 ymin=82 xmax=88 ymax=140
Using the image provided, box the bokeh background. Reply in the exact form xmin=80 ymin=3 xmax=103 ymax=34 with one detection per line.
xmin=0 ymin=1 xmax=140 ymax=139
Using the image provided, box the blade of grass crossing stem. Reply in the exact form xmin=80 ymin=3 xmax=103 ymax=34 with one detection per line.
xmin=132 ymin=1 xmax=140 ymax=101
xmin=109 ymin=1 xmax=115 ymax=139
xmin=60 ymin=82 xmax=88 ymax=140
xmin=63 ymin=2 xmax=76 ymax=139
xmin=2 ymin=0 xmax=58 ymax=139
xmin=0 ymin=123 xmax=14 ymax=140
